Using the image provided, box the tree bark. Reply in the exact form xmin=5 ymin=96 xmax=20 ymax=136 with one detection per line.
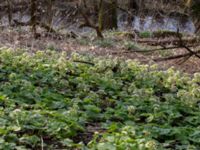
xmin=47 ymin=0 xmax=54 ymax=27
xmin=130 ymin=0 xmax=139 ymax=11
xmin=192 ymin=1 xmax=200 ymax=35
xmin=98 ymin=0 xmax=118 ymax=31
xmin=127 ymin=0 xmax=139 ymax=25
xmin=6 ymin=0 xmax=12 ymax=26
xmin=31 ymin=0 xmax=37 ymax=34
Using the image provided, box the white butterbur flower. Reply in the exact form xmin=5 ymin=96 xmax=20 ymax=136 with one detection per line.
xmin=127 ymin=105 xmax=136 ymax=114
xmin=145 ymin=140 xmax=157 ymax=150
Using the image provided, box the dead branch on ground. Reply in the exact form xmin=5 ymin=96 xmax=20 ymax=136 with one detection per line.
xmin=176 ymin=30 xmax=200 ymax=59
xmin=153 ymin=50 xmax=200 ymax=62
xmin=153 ymin=30 xmax=200 ymax=62
xmin=135 ymin=37 xmax=199 ymax=46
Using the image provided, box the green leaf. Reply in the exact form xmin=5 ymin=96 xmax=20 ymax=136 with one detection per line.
xmin=97 ymin=143 xmax=116 ymax=150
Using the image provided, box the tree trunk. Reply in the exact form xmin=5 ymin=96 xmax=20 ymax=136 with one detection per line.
xmin=47 ymin=0 xmax=54 ymax=27
xmin=127 ymin=0 xmax=138 ymax=25
xmin=6 ymin=0 xmax=12 ymax=26
xmin=98 ymin=0 xmax=118 ymax=31
xmin=130 ymin=0 xmax=139 ymax=11
xmin=190 ymin=0 xmax=200 ymax=35
xmin=31 ymin=0 xmax=37 ymax=34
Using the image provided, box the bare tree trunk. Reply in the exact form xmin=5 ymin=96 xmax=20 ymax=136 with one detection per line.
xmin=98 ymin=0 xmax=118 ymax=31
xmin=190 ymin=0 xmax=200 ymax=35
xmin=47 ymin=0 xmax=54 ymax=27
xmin=31 ymin=0 xmax=37 ymax=34
xmin=6 ymin=0 xmax=12 ymax=26
xmin=130 ymin=0 xmax=139 ymax=11
xmin=127 ymin=0 xmax=138 ymax=25
xmin=92 ymin=0 xmax=99 ymax=13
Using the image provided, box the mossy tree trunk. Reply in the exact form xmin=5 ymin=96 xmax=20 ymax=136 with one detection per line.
xmin=98 ymin=0 xmax=118 ymax=31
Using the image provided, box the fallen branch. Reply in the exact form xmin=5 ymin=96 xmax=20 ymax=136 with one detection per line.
xmin=131 ymin=45 xmax=196 ymax=53
xmin=73 ymin=60 xmax=95 ymax=66
xmin=120 ymin=43 xmax=200 ymax=54
xmin=154 ymin=50 xmax=200 ymax=62
xmin=177 ymin=55 xmax=192 ymax=65
xmin=151 ymin=30 xmax=200 ymax=62
xmin=176 ymin=30 xmax=200 ymax=59
xmin=182 ymin=45 xmax=200 ymax=59
xmin=135 ymin=37 xmax=199 ymax=46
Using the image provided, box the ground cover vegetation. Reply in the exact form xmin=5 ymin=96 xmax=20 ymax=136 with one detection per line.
xmin=0 ymin=0 xmax=200 ymax=150
xmin=0 ymin=49 xmax=200 ymax=149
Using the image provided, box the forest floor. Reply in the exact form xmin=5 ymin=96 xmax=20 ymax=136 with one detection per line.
xmin=1 ymin=26 xmax=200 ymax=149
xmin=1 ymin=27 xmax=200 ymax=74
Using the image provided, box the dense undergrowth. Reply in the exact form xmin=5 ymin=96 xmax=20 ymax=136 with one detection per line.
xmin=0 ymin=48 xmax=200 ymax=150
